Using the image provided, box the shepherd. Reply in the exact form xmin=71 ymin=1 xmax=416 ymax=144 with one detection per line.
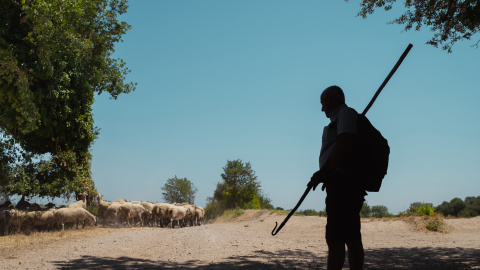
xmin=308 ymin=85 xmax=366 ymax=270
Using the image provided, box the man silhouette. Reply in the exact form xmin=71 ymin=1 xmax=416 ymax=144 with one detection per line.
xmin=309 ymin=85 xmax=366 ymax=270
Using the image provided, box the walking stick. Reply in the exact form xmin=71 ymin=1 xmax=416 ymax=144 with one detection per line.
xmin=271 ymin=43 xmax=413 ymax=236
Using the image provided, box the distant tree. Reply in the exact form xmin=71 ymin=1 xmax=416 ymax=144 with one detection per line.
xmin=219 ymin=159 xmax=260 ymax=209
xmin=299 ymin=209 xmax=319 ymax=216
xmin=464 ymin=196 xmax=480 ymax=217
xmin=371 ymin=205 xmax=390 ymax=218
xmin=161 ymin=176 xmax=198 ymax=204
xmin=435 ymin=196 xmax=480 ymax=217
xmin=205 ymin=159 xmax=270 ymax=219
xmin=360 ymin=201 xmax=372 ymax=217
xmin=407 ymin=202 xmax=424 ymax=214
xmin=349 ymin=0 xmax=480 ymax=52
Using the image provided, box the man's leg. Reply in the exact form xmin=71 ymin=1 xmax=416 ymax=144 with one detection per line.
xmin=326 ymin=239 xmax=346 ymax=270
xmin=346 ymin=239 xmax=364 ymax=270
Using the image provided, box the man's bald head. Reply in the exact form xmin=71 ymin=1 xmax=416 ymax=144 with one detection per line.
xmin=321 ymin=85 xmax=345 ymax=105
xmin=320 ymin=85 xmax=345 ymax=118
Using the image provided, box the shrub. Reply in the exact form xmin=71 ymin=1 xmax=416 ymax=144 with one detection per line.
xmin=417 ymin=204 xmax=434 ymax=216
xmin=299 ymin=209 xmax=318 ymax=216
xmin=424 ymin=214 xmax=446 ymax=232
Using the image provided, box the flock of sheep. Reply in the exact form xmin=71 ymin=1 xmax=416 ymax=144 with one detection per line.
xmin=0 ymin=192 xmax=205 ymax=236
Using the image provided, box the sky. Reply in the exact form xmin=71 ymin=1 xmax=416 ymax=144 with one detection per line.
xmin=88 ymin=0 xmax=480 ymax=214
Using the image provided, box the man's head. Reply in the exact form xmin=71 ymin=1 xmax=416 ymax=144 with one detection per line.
xmin=320 ymin=85 xmax=345 ymax=118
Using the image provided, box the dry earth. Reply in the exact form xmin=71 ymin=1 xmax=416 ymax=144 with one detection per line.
xmin=1 ymin=210 xmax=480 ymax=269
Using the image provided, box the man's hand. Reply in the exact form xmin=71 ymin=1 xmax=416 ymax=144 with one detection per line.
xmin=308 ymin=170 xmax=324 ymax=191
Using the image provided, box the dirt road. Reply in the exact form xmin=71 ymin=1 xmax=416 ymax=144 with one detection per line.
xmin=1 ymin=210 xmax=479 ymax=269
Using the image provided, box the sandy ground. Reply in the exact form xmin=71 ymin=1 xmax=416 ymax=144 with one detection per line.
xmin=1 ymin=210 xmax=480 ymax=269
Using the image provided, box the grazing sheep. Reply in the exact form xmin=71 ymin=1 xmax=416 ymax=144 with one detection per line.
xmin=104 ymin=202 xmax=122 ymax=227
xmin=168 ymin=205 xmax=191 ymax=228
xmin=113 ymin=199 xmax=127 ymax=204
xmin=96 ymin=194 xmax=111 ymax=225
xmin=119 ymin=203 xmax=145 ymax=227
xmin=140 ymin=202 xmax=154 ymax=227
xmin=67 ymin=192 xmax=88 ymax=209
xmin=152 ymin=203 xmax=174 ymax=227
xmin=54 ymin=208 xmax=97 ymax=230
xmin=3 ymin=209 xmax=27 ymax=235
xmin=26 ymin=209 xmax=57 ymax=231
xmin=180 ymin=204 xmax=196 ymax=227
xmin=194 ymin=206 xmax=205 ymax=226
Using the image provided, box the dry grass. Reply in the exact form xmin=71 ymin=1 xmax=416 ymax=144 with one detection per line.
xmin=0 ymin=226 xmax=133 ymax=256
xmin=362 ymin=214 xmax=450 ymax=233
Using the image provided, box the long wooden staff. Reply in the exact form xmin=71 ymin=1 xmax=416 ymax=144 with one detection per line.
xmin=271 ymin=43 xmax=413 ymax=236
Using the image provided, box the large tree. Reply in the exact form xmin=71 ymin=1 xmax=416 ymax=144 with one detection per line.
xmin=0 ymin=0 xmax=135 ymax=199
xmin=161 ymin=176 xmax=198 ymax=204
xmin=349 ymin=0 xmax=480 ymax=52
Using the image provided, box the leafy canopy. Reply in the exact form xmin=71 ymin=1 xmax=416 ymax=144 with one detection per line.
xmin=205 ymin=159 xmax=272 ymax=219
xmin=349 ymin=0 xmax=480 ymax=52
xmin=161 ymin=176 xmax=198 ymax=204
xmin=0 ymin=0 xmax=135 ymax=199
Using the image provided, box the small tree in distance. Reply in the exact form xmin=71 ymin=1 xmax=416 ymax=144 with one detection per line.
xmin=161 ymin=176 xmax=198 ymax=204
xmin=205 ymin=159 xmax=272 ymax=220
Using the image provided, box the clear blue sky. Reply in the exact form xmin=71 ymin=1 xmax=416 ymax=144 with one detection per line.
xmin=90 ymin=0 xmax=480 ymax=214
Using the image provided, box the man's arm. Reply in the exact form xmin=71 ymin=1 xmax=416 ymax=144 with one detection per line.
xmin=309 ymin=133 xmax=356 ymax=190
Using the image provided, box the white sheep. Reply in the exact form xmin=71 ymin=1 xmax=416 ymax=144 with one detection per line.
xmin=113 ymin=199 xmax=127 ymax=204
xmin=152 ymin=203 xmax=174 ymax=227
xmin=26 ymin=209 xmax=57 ymax=231
xmin=140 ymin=201 xmax=154 ymax=227
xmin=104 ymin=202 xmax=122 ymax=227
xmin=194 ymin=206 xmax=205 ymax=226
xmin=181 ymin=204 xmax=196 ymax=227
xmin=3 ymin=209 xmax=27 ymax=235
xmin=96 ymin=194 xmax=111 ymax=225
xmin=168 ymin=205 xmax=191 ymax=228
xmin=67 ymin=192 xmax=88 ymax=209
xmin=119 ymin=203 xmax=145 ymax=227
xmin=54 ymin=207 xmax=97 ymax=230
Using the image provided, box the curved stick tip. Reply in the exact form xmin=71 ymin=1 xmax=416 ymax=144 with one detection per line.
xmin=271 ymin=221 xmax=278 ymax=236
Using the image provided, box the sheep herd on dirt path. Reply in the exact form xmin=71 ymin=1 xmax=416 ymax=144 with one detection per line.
xmin=0 ymin=193 xmax=205 ymax=236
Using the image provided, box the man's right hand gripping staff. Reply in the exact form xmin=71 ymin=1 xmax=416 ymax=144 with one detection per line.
xmin=308 ymin=169 xmax=327 ymax=191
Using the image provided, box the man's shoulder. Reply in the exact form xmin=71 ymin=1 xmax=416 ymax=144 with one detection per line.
xmin=335 ymin=105 xmax=358 ymax=120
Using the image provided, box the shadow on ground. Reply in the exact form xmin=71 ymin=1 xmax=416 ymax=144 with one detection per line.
xmin=51 ymin=247 xmax=480 ymax=269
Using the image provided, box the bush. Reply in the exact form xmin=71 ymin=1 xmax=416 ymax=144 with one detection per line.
xmin=360 ymin=202 xmax=371 ymax=218
xmin=424 ymin=214 xmax=446 ymax=232
xmin=299 ymin=209 xmax=318 ymax=216
xmin=417 ymin=204 xmax=434 ymax=216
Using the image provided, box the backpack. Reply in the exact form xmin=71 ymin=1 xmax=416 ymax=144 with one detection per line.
xmin=355 ymin=114 xmax=390 ymax=192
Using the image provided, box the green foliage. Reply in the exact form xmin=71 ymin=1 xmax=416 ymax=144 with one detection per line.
xmin=424 ymin=214 xmax=446 ymax=232
xmin=416 ymin=203 xmax=434 ymax=216
xmin=435 ymin=196 xmax=479 ymax=217
xmin=161 ymin=176 xmax=198 ymax=204
xmin=360 ymin=201 xmax=372 ymax=218
xmin=0 ymin=0 xmax=135 ymax=199
xmin=221 ymin=208 xmax=245 ymax=220
xmin=298 ymin=209 xmax=319 ymax=216
xmin=371 ymin=205 xmax=390 ymax=218
xmin=405 ymin=202 xmax=435 ymax=216
xmin=205 ymin=159 xmax=271 ymax=219
xmin=351 ymin=0 xmax=480 ymax=52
